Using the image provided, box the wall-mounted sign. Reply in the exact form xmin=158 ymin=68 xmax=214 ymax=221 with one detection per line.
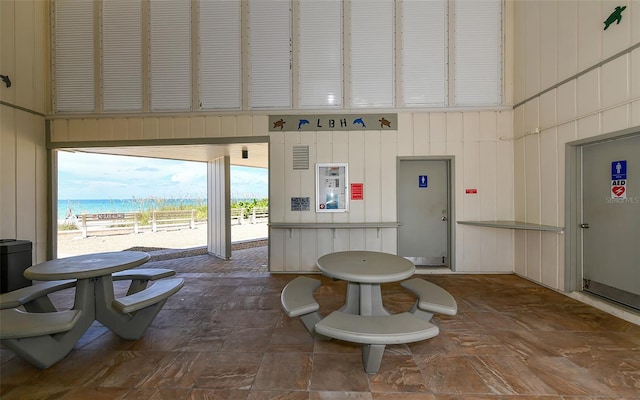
xmin=351 ymin=183 xmax=363 ymax=200
xmin=316 ymin=163 xmax=348 ymax=212
xmin=465 ymin=189 xmax=478 ymax=194
xmin=269 ymin=114 xmax=397 ymax=132
xmin=291 ymin=197 xmax=310 ymax=211
xmin=418 ymin=175 xmax=428 ymax=188
xmin=611 ymin=160 xmax=628 ymax=199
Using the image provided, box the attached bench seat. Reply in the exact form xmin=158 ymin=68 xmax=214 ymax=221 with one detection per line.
xmin=113 ymin=278 xmax=184 ymax=314
xmin=0 ymin=308 xmax=85 ymax=369
xmin=0 ymin=280 xmax=76 ymax=312
xmin=97 ymin=277 xmax=184 ymax=340
xmin=0 ymin=308 xmax=82 ymax=338
xmin=280 ymin=276 xmax=327 ymax=339
xmin=315 ymin=311 xmax=439 ymax=373
xmin=401 ymin=278 xmax=458 ymax=321
xmin=112 ymin=268 xmax=176 ymax=295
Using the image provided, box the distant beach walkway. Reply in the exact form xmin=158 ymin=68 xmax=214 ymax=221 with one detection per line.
xmin=57 ymin=222 xmax=267 ymax=258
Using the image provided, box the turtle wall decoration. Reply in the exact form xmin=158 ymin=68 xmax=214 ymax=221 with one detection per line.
xmin=604 ymin=6 xmax=626 ymax=30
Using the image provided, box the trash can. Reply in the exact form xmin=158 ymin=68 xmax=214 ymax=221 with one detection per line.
xmin=0 ymin=239 xmax=33 ymax=293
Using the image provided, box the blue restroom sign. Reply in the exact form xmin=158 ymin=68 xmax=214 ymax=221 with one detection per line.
xmin=611 ymin=160 xmax=627 ymax=199
xmin=418 ymin=175 xmax=428 ymax=188
xmin=611 ymin=160 xmax=627 ymax=180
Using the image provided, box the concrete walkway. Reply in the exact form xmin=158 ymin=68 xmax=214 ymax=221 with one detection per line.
xmin=57 ymin=222 xmax=268 ymax=258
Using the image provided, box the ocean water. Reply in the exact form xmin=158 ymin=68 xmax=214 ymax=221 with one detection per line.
xmin=58 ymin=199 xmax=206 ymax=218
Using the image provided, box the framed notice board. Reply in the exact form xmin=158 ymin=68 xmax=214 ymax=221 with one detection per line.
xmin=316 ymin=163 xmax=349 ymax=212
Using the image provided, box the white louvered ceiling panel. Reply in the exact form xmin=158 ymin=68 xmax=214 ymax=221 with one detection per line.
xmin=298 ymin=0 xmax=343 ymax=108
xmin=102 ymin=0 xmax=143 ymax=112
xmin=199 ymin=0 xmax=242 ymax=110
xmin=349 ymin=0 xmax=394 ymax=108
xmin=454 ymin=0 xmax=502 ymax=106
xmin=248 ymin=0 xmax=292 ymax=109
xmin=150 ymin=0 xmax=192 ymax=111
xmin=401 ymin=0 xmax=447 ymax=107
xmin=54 ymin=0 xmax=95 ymax=113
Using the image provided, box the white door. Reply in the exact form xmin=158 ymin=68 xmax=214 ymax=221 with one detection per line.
xmin=581 ymin=134 xmax=640 ymax=310
xmin=397 ymin=159 xmax=450 ymax=267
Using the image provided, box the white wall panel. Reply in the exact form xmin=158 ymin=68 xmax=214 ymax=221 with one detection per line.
xmin=463 ymin=112 xmax=480 ymax=142
xmin=430 ymin=113 xmax=447 ymax=143
xmin=577 ymin=69 xmax=601 ymax=118
xmin=556 ymin=81 xmax=577 ymax=125
xmin=524 ymin=135 xmax=540 ymax=223
xmin=539 ymin=1 xmax=557 ymax=91
xmin=557 ymin=1 xmax=578 ymax=82
xmin=479 ymin=142 xmax=497 ymax=220
xmin=526 ymin=232 xmax=542 ymax=281
xmin=541 ymin=234 xmax=559 ymax=288
xmin=602 ymin=104 xmax=630 ymax=133
xmin=496 ymin=139 xmax=513 ymax=220
xmin=514 ymin=230 xmax=527 ymax=276
xmin=577 ymin=1 xmax=602 ymax=71
xmin=577 ymin=114 xmax=601 ymax=140
xmin=601 ymin=55 xmax=630 ymax=109
xmin=413 ymin=114 xmax=430 ymax=155
xmin=397 ymin=114 xmax=414 ymax=156
xmin=523 ymin=1 xmax=541 ymax=98
xmin=364 ymin=131 xmax=382 ymax=221
xmin=539 ymin=129 xmax=558 ymax=226
xmin=269 ymin=131 xmax=286 ymax=222
xmin=380 ymin=132 xmax=397 ymax=222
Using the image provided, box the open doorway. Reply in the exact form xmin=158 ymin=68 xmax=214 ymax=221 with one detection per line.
xmin=51 ymin=138 xmax=269 ymax=263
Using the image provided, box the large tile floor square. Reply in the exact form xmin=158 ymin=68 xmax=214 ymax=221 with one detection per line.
xmin=2 ymin=245 xmax=639 ymax=399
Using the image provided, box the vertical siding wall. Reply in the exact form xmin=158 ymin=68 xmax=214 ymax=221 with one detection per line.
xmin=513 ymin=0 xmax=640 ymax=290
xmin=50 ymin=110 xmax=514 ymax=273
xmin=0 ymin=0 xmax=49 ymax=263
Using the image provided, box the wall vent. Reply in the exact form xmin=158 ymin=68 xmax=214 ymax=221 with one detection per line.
xmin=292 ymin=145 xmax=309 ymax=170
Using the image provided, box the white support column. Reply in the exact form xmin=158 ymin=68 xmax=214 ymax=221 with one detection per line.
xmin=207 ymin=156 xmax=232 ymax=259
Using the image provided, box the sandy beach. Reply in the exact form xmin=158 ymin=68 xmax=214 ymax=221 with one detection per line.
xmin=57 ymin=222 xmax=268 ymax=258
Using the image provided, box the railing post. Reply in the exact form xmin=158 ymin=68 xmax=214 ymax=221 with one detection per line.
xmin=81 ymin=213 xmax=88 ymax=238
xmin=251 ymin=208 xmax=256 ymax=224
xmin=190 ymin=209 xmax=195 ymax=229
xmin=239 ymin=208 xmax=245 ymax=225
xmin=152 ymin=210 xmax=157 ymax=232
xmin=134 ymin=213 xmax=139 ymax=234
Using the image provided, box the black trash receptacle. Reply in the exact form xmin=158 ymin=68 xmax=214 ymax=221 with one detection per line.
xmin=0 ymin=239 xmax=33 ymax=293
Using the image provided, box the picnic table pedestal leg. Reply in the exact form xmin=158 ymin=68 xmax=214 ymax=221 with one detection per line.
xmin=339 ymin=282 xmax=361 ymax=314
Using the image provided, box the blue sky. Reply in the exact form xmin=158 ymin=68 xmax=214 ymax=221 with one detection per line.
xmin=58 ymin=151 xmax=268 ymax=200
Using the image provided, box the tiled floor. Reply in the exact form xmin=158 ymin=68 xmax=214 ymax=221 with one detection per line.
xmin=2 ymin=245 xmax=640 ymax=399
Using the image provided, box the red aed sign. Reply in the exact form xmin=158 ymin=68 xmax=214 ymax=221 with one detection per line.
xmin=351 ymin=183 xmax=363 ymax=200
xmin=465 ymin=188 xmax=478 ymax=194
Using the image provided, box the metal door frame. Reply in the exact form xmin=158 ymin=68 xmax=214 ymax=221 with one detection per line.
xmin=565 ymin=126 xmax=639 ymax=292
xmin=396 ymin=156 xmax=456 ymax=270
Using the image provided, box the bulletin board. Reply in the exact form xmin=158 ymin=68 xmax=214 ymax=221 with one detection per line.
xmin=316 ymin=163 xmax=349 ymax=212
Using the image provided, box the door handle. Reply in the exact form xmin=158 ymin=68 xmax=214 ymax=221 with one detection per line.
xmin=442 ymin=216 xmax=448 ymax=222
xmin=580 ymin=223 xmax=589 ymax=229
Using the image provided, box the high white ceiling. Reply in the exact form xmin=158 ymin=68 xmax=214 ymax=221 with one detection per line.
xmin=67 ymin=142 xmax=269 ymax=169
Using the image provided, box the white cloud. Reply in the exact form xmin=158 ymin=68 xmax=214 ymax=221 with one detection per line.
xmin=57 ymin=151 xmax=268 ymax=200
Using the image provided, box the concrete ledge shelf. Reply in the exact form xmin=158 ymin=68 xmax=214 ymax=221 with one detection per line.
xmin=270 ymin=222 xmax=400 ymax=238
xmin=270 ymin=222 xmax=400 ymax=229
xmin=457 ymin=220 xmax=564 ymax=232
